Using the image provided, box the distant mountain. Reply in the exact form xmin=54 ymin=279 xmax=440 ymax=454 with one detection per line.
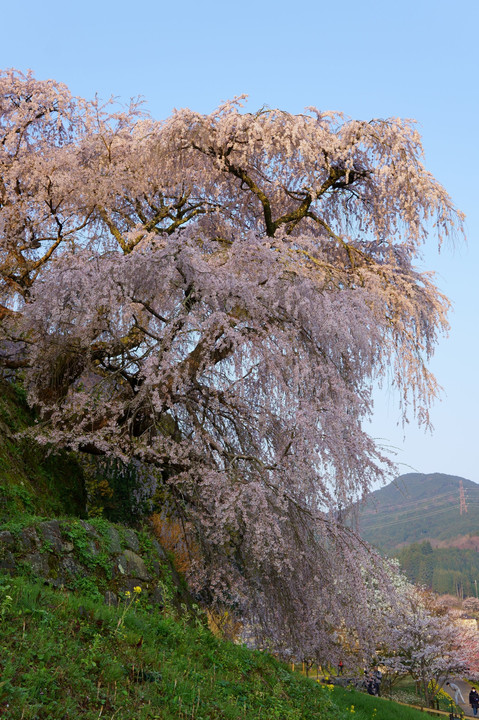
xmin=356 ymin=473 xmax=479 ymax=553
xmin=355 ymin=473 xmax=479 ymax=597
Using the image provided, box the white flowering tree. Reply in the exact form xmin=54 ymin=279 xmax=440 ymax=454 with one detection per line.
xmin=0 ymin=69 xmax=465 ymax=656
xmin=377 ymin=588 xmax=470 ymax=706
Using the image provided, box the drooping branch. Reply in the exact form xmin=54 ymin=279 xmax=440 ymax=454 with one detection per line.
xmin=2 ymin=76 xmax=466 ymax=659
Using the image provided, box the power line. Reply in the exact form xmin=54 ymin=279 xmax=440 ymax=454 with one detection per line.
xmin=362 ymin=501 xmax=460 ymax=528
xmin=362 ymin=489 xmax=462 ymax=514
xmin=362 ymin=492 xmax=479 ymax=520
xmin=362 ymin=504 xmax=463 ymax=531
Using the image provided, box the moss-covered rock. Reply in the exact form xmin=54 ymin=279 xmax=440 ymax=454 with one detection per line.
xmin=0 ymin=516 xmax=188 ymax=608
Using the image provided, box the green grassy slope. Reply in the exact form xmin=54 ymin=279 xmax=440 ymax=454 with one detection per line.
xmin=0 ymin=574 xmax=439 ymax=720
xmin=329 ymin=685 xmax=453 ymax=720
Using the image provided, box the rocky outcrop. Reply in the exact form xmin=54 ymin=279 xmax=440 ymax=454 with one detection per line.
xmin=0 ymin=518 xmax=181 ymax=608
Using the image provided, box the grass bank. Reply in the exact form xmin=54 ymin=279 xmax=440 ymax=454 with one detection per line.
xmin=326 ymin=684 xmax=461 ymax=720
xmin=0 ymin=574 xmax=336 ymax=719
xmin=0 ymin=574 xmax=446 ymax=720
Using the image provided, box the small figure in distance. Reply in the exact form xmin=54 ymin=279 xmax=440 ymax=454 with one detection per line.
xmin=338 ymin=660 xmax=344 ymax=675
xmin=364 ymin=670 xmax=378 ymax=696
xmin=372 ymin=667 xmax=382 ymax=697
xmin=469 ymin=686 xmax=479 ymax=717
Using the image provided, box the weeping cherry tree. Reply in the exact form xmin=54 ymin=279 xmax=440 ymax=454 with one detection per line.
xmin=0 ymin=69 xmax=464 ymax=658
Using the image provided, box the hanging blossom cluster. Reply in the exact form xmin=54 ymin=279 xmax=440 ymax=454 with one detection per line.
xmin=0 ymin=69 xmax=465 ymax=658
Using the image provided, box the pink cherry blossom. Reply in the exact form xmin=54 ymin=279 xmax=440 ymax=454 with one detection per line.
xmin=0 ymin=70 xmax=465 ymax=656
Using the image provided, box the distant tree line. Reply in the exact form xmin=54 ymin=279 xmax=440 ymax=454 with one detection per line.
xmin=396 ymin=542 xmax=479 ymax=598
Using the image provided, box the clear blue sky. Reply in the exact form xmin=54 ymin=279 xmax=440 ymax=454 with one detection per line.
xmin=2 ymin=0 xmax=478 ymax=484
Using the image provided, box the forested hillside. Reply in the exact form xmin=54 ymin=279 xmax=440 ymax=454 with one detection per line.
xmin=357 ymin=473 xmax=479 ymax=551
xmin=395 ymin=541 xmax=479 ymax=597
xmin=355 ymin=473 xmax=479 ymax=597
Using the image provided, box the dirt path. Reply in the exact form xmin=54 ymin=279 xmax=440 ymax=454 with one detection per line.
xmin=444 ymin=679 xmax=476 ymax=718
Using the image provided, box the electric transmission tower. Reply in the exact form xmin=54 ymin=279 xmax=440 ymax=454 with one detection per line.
xmin=459 ymin=480 xmax=468 ymax=515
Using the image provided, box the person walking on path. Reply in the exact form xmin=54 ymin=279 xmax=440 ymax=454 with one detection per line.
xmin=469 ymin=687 xmax=479 ymax=717
xmin=446 ymin=681 xmax=466 ymax=705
